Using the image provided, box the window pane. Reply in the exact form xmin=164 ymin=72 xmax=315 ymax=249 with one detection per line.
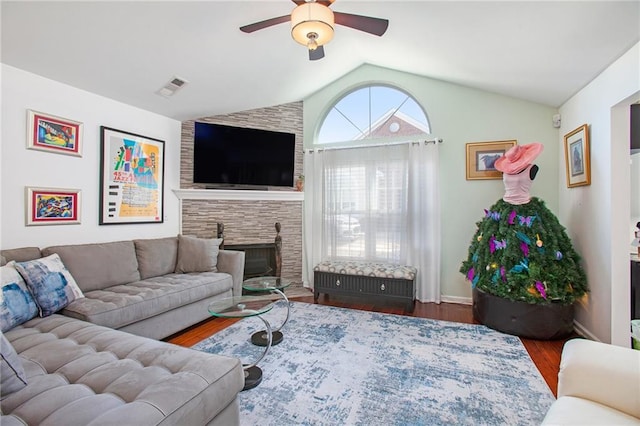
xmin=317 ymin=109 xmax=359 ymax=144
xmin=318 ymin=84 xmax=430 ymax=145
xmin=322 ymin=147 xmax=409 ymax=263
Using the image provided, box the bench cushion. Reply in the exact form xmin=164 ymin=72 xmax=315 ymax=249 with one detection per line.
xmin=314 ymin=260 xmax=417 ymax=280
xmin=61 ymin=272 xmax=232 ymax=329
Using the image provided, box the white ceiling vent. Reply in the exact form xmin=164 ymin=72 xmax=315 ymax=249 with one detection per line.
xmin=156 ymin=76 xmax=189 ymax=98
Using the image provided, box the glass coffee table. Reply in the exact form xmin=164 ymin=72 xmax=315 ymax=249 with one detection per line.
xmin=208 ymin=295 xmax=275 ymax=391
xmin=242 ymin=276 xmax=292 ymax=346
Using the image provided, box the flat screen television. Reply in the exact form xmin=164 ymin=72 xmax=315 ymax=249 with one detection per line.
xmin=193 ymin=122 xmax=296 ymax=188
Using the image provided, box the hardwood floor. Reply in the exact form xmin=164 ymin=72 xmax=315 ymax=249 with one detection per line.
xmin=166 ymin=292 xmax=574 ymax=397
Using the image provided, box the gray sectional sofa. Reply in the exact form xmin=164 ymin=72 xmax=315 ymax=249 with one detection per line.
xmin=1 ymin=235 xmax=247 ymax=425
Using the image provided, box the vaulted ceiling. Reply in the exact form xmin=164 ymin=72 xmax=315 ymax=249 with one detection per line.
xmin=2 ymin=1 xmax=639 ymax=121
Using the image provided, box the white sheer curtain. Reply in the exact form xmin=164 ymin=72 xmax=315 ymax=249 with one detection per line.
xmin=302 ymin=149 xmax=325 ymax=291
xmin=303 ymin=141 xmax=441 ymax=303
xmin=407 ymin=142 xmax=441 ymax=302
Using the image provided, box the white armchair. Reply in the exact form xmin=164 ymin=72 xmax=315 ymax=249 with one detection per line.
xmin=542 ymin=338 xmax=640 ymax=425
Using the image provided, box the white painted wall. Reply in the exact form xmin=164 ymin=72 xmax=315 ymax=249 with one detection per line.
xmin=1 ymin=65 xmax=181 ymax=249
xmin=558 ymin=42 xmax=640 ymax=345
xmin=303 ymin=64 xmax=560 ymax=302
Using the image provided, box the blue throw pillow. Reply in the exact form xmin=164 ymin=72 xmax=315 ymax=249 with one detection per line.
xmin=0 ymin=262 xmax=38 ymax=332
xmin=14 ymin=254 xmax=84 ymax=317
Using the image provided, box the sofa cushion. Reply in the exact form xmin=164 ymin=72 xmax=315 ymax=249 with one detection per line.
xmin=14 ymin=254 xmax=84 ymax=317
xmin=0 ymin=247 xmax=42 ymax=264
xmin=1 ymin=262 xmax=39 ymax=332
xmin=1 ymin=332 xmax=28 ymax=397
xmin=2 ymin=314 xmax=244 ymax=425
xmin=134 ymin=237 xmax=178 ymax=280
xmin=42 ymin=241 xmax=140 ymax=292
xmin=175 ymin=235 xmax=222 ymax=273
xmin=543 ymin=396 xmax=640 ymax=425
xmin=61 ymin=272 xmax=233 ymax=330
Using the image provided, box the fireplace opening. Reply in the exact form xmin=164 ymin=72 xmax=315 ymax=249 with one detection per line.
xmin=217 ymin=222 xmax=283 ymax=281
xmin=223 ymin=242 xmax=277 ymax=279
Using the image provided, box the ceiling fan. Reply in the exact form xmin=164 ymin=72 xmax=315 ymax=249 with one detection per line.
xmin=240 ymin=0 xmax=389 ymax=61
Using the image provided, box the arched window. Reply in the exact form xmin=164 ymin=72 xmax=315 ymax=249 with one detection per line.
xmin=317 ymin=84 xmax=430 ymax=145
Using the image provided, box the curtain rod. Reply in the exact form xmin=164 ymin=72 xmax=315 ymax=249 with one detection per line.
xmin=304 ymin=138 xmax=443 ymax=153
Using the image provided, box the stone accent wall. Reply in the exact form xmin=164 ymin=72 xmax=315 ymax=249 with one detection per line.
xmin=180 ymin=102 xmax=304 ymax=283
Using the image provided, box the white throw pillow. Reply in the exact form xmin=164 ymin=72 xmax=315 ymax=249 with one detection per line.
xmin=14 ymin=253 xmax=84 ymax=317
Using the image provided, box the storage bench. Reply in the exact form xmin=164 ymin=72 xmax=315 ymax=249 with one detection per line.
xmin=313 ymin=260 xmax=417 ymax=312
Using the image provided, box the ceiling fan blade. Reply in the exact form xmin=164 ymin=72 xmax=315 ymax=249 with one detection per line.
xmin=292 ymin=0 xmax=334 ymax=5
xmin=309 ymin=45 xmax=325 ymax=61
xmin=240 ymin=15 xmax=290 ymax=33
xmin=334 ymin=12 xmax=389 ymax=36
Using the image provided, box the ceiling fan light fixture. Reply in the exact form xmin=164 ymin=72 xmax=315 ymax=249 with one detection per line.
xmin=291 ymin=3 xmax=334 ymax=49
xmin=307 ymin=33 xmax=319 ymax=50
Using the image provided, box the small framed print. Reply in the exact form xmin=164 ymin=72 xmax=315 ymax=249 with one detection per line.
xmin=564 ymin=124 xmax=591 ymax=188
xmin=466 ymin=140 xmax=517 ymax=180
xmin=27 ymin=110 xmax=83 ymax=157
xmin=26 ymin=187 xmax=81 ymax=226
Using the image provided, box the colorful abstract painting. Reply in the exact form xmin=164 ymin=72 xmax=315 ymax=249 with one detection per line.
xmin=26 ymin=187 xmax=81 ymax=226
xmin=99 ymin=126 xmax=165 ymax=224
xmin=27 ymin=110 xmax=83 ymax=156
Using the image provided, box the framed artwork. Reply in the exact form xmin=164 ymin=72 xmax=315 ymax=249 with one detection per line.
xmin=27 ymin=110 xmax=83 ymax=157
xmin=26 ymin=187 xmax=81 ymax=226
xmin=99 ymin=126 xmax=165 ymax=225
xmin=564 ymin=124 xmax=591 ymax=188
xmin=465 ymin=140 xmax=517 ymax=180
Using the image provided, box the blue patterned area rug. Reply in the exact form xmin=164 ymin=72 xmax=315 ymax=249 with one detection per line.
xmin=192 ymin=302 xmax=555 ymax=426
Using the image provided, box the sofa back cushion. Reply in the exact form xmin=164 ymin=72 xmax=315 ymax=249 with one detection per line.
xmin=0 ymin=247 xmax=42 ymax=265
xmin=134 ymin=237 xmax=178 ymax=279
xmin=175 ymin=235 xmax=222 ymax=273
xmin=42 ymin=241 xmax=140 ymax=292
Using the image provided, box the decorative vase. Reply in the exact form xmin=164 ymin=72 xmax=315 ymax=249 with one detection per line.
xmin=472 ymin=288 xmax=574 ymax=340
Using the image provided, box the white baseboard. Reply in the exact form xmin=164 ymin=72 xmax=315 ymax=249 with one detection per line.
xmin=573 ymin=320 xmax=599 ymax=342
xmin=439 ymin=295 xmax=473 ymax=305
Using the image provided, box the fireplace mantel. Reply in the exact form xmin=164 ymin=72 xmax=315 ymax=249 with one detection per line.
xmin=172 ymin=189 xmax=304 ymax=202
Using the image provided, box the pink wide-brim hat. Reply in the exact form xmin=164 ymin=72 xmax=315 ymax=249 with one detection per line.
xmin=494 ymin=143 xmax=544 ymax=174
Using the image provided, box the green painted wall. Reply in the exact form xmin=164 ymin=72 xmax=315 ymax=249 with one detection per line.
xmin=303 ymin=64 xmax=559 ymax=301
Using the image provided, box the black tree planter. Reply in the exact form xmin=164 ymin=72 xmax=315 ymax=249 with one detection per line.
xmin=473 ymin=288 xmax=575 ymax=340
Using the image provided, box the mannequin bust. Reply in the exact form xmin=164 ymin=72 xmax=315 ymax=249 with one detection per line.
xmin=520 ymin=164 xmax=539 ymax=180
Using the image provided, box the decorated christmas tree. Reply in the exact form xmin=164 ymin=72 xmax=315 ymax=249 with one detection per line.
xmin=460 ymin=143 xmax=588 ymax=309
xmin=459 ymin=197 xmax=587 ymax=305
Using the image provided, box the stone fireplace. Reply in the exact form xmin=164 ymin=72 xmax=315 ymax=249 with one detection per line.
xmin=174 ymin=190 xmax=303 ymax=283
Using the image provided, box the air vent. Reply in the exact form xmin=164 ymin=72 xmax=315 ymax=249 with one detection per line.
xmin=156 ymin=76 xmax=189 ymax=98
